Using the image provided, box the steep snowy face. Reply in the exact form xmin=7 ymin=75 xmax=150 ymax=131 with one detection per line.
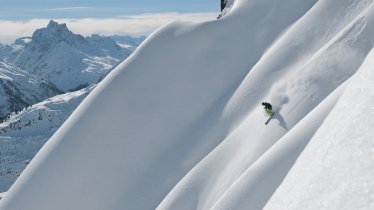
xmin=1 ymin=0 xmax=374 ymax=210
xmin=10 ymin=20 xmax=133 ymax=92
xmin=265 ymin=47 xmax=374 ymax=210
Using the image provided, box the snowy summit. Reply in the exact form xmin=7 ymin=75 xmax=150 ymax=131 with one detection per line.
xmin=10 ymin=20 xmax=133 ymax=92
xmin=1 ymin=0 xmax=374 ymax=210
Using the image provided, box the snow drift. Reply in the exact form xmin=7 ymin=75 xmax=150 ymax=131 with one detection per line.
xmin=1 ymin=0 xmax=374 ymax=209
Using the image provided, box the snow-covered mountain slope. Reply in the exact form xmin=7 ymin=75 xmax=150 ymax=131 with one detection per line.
xmin=0 ymin=43 xmax=23 ymax=66
xmin=0 ymin=62 xmax=61 ymax=119
xmin=6 ymin=20 xmax=137 ymax=92
xmin=1 ymin=0 xmax=374 ymax=209
xmin=0 ymin=45 xmax=11 ymax=61
xmin=0 ymin=85 xmax=94 ymax=192
xmin=264 ymin=47 xmax=374 ymax=210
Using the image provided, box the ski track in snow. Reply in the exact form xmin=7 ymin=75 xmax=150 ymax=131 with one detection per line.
xmin=1 ymin=0 xmax=374 ymax=209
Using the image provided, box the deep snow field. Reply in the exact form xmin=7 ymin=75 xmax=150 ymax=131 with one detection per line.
xmin=1 ymin=0 xmax=374 ymax=209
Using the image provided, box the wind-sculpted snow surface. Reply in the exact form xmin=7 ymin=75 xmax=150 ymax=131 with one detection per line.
xmin=1 ymin=0 xmax=374 ymax=209
xmin=265 ymin=48 xmax=374 ymax=210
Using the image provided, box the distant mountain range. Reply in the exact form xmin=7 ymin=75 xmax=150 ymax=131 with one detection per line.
xmin=0 ymin=20 xmax=145 ymax=119
xmin=0 ymin=20 xmax=145 ymax=192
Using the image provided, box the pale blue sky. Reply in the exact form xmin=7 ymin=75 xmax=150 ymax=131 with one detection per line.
xmin=0 ymin=0 xmax=220 ymax=43
xmin=1 ymin=0 xmax=218 ymax=20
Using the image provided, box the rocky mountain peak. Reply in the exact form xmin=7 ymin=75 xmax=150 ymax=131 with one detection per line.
xmin=30 ymin=20 xmax=86 ymax=52
xmin=46 ymin=20 xmax=67 ymax=31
